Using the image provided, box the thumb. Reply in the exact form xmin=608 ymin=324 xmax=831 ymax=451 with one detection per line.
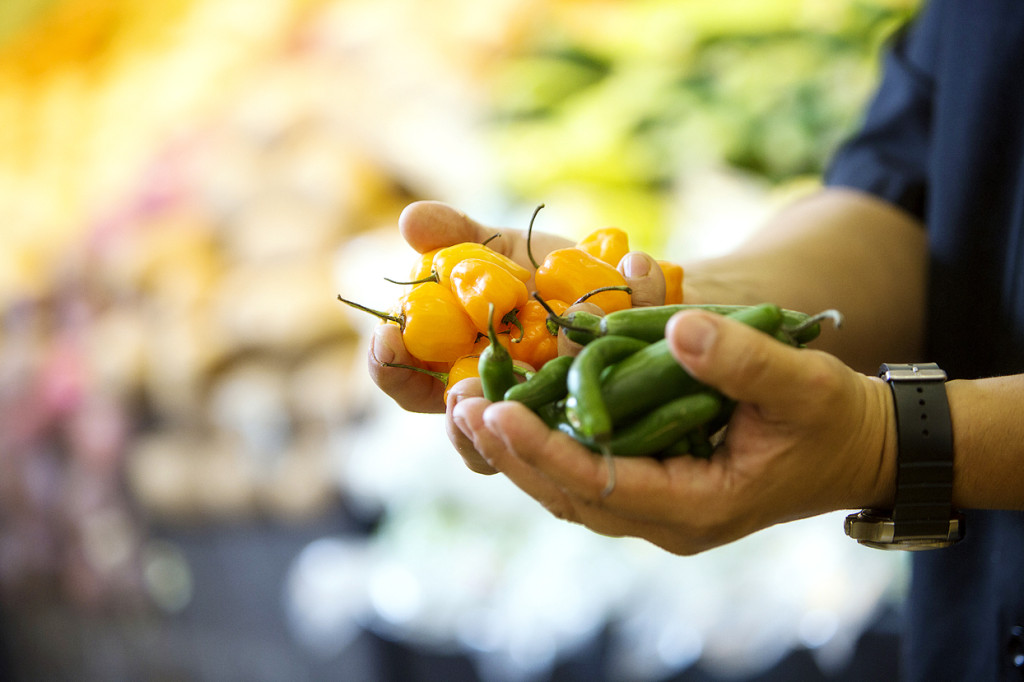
xmin=398 ymin=201 xmax=489 ymax=253
xmin=618 ymin=251 xmax=666 ymax=307
xmin=665 ymin=309 xmax=809 ymax=408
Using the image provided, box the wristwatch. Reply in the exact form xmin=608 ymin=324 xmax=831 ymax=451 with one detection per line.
xmin=844 ymin=362 xmax=965 ymax=550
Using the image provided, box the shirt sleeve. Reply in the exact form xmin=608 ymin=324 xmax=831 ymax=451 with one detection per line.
xmin=824 ymin=4 xmax=940 ymax=221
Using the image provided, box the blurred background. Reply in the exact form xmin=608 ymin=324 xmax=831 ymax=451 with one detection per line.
xmin=0 ymin=0 xmax=919 ymax=680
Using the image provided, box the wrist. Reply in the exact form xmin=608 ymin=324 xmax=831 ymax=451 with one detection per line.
xmin=862 ymin=374 xmax=899 ymax=510
xmin=846 ymin=363 xmax=964 ymax=550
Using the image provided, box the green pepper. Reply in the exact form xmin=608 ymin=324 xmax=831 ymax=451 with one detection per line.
xmin=478 ymin=303 xmax=517 ymax=402
xmin=557 ymin=303 xmax=832 ymax=346
xmin=565 ymin=335 xmax=648 ymax=444
xmin=503 ymin=354 xmax=573 ymax=411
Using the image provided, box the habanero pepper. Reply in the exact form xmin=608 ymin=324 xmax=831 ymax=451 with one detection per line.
xmin=450 ymin=258 xmax=530 ymax=335
xmin=408 ymin=247 xmax=442 ymax=281
xmin=432 ymin=242 xmax=530 ymax=287
xmin=508 ymin=298 xmax=568 ymax=369
xmin=657 ymin=260 xmax=684 ymax=305
xmin=379 ymin=352 xmax=482 ymax=406
xmin=534 ymin=247 xmax=632 ymax=314
xmin=337 ymin=281 xmax=477 ymax=365
xmin=576 ymin=227 xmax=630 ymax=267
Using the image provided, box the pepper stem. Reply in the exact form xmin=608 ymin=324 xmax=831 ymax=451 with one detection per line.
xmin=574 ymin=285 xmax=632 ymax=306
xmin=531 ymin=291 xmax=591 ymax=334
xmin=380 ymin=361 xmax=448 ymax=382
xmin=383 ymin=273 xmax=439 ymax=286
xmin=337 ymin=295 xmax=404 ymax=329
xmin=526 ymin=204 xmax=544 ymax=270
xmin=503 ymin=309 xmax=525 ymax=342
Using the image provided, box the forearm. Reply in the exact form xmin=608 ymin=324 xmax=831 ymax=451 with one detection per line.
xmin=949 ymin=375 xmax=1024 ymax=510
xmin=682 ymin=186 xmax=928 ymax=373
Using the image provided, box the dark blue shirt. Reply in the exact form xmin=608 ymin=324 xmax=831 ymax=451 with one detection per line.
xmin=826 ymin=1 xmax=1024 ymax=679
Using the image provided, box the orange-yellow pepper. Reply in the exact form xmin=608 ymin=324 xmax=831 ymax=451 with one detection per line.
xmin=576 ymin=227 xmax=630 ymax=267
xmin=470 ymin=332 xmax=512 ymax=356
xmin=395 ymin=282 xmax=478 ymax=364
xmin=432 ymin=242 xmax=530 ymax=287
xmin=534 ymin=248 xmax=632 ymax=314
xmin=658 ymin=260 xmax=684 ymax=305
xmin=450 ymin=258 xmax=530 ymax=335
xmin=378 ymin=354 xmax=481 ymax=405
xmin=408 ymin=248 xmax=442 ymax=281
xmin=509 ymin=298 xmax=568 ymax=369
xmin=443 ymin=354 xmax=481 ymax=404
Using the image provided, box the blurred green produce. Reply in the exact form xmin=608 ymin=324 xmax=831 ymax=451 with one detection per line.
xmin=484 ymin=0 xmax=918 ymax=251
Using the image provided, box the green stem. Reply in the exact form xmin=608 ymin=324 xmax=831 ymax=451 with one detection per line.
xmin=383 ymin=273 xmax=439 ymax=286
xmin=380 ymin=361 xmax=448 ymax=382
xmin=574 ymin=285 xmax=632 ymax=306
xmin=526 ymin=204 xmax=544 ymax=270
xmin=531 ymin=291 xmax=592 ymax=334
xmin=337 ymin=295 xmax=404 ymax=329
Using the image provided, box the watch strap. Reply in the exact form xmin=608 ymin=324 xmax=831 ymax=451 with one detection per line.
xmin=882 ymin=362 xmax=955 ymax=539
xmin=845 ymin=362 xmax=964 ymax=549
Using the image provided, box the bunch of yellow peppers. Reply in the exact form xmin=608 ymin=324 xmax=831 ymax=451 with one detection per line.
xmin=339 ymin=221 xmax=683 ymax=404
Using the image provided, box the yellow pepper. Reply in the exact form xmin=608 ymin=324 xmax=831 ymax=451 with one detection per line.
xmin=338 ymin=283 xmax=477 ymax=364
xmin=378 ymin=353 xmax=482 ymax=405
xmin=450 ymin=258 xmax=530 ymax=335
xmin=408 ymin=248 xmax=442 ymax=281
xmin=576 ymin=227 xmax=630 ymax=267
xmin=534 ymin=248 xmax=632 ymax=314
xmin=443 ymin=354 xmax=482 ymax=404
xmin=658 ymin=260 xmax=684 ymax=305
xmin=432 ymin=242 xmax=530 ymax=287
xmin=509 ymin=298 xmax=568 ymax=369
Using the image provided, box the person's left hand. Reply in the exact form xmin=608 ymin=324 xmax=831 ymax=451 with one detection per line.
xmin=450 ymin=308 xmax=897 ymax=554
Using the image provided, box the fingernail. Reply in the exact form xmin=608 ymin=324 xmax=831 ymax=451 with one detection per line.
xmin=676 ymin=313 xmax=718 ymax=357
xmin=452 ymin=410 xmax=474 ymax=440
xmin=621 ymin=252 xmax=650 ymax=278
xmin=371 ymin=326 xmax=396 ymax=364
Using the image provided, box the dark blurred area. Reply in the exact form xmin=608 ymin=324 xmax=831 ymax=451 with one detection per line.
xmin=0 ymin=1 xmax=916 ymax=680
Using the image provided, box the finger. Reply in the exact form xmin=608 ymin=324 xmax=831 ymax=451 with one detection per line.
xmin=398 ymin=201 xmax=492 ymax=253
xmin=444 ymin=379 xmax=497 ymax=474
xmin=480 ymin=402 xmax=723 ymax=523
xmin=665 ymin=309 xmax=828 ymax=412
xmin=482 ymin=400 xmax=654 ymax=504
xmin=398 ymin=201 xmax=573 ymax=270
xmin=557 ymin=301 xmax=603 ymax=357
xmin=476 ymin=401 xmax=741 ymax=552
xmin=452 ymin=398 xmax=578 ymax=517
xmin=367 ymin=324 xmax=445 ymax=413
xmin=619 ymin=251 xmax=666 ymax=307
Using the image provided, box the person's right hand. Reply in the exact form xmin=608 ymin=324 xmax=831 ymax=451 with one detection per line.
xmin=367 ymin=200 xmax=669 ymax=471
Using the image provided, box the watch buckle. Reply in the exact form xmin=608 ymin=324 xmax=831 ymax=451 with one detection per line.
xmin=844 ymin=509 xmax=964 ymax=550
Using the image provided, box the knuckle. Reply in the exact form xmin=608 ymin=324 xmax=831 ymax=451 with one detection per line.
xmin=797 ymin=351 xmax=849 ymax=409
xmin=727 ymin=333 xmax=776 ymax=384
xmin=544 ymin=499 xmax=579 ymax=523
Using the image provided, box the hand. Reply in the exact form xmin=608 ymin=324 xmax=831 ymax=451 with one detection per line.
xmin=369 ymin=201 xmax=668 ymax=450
xmin=450 ymin=309 xmax=898 ymax=554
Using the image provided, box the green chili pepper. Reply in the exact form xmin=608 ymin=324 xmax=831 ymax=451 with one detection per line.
xmin=556 ymin=303 xmax=831 ymax=346
xmin=555 ymin=391 xmax=721 ymax=459
xmin=504 ymin=354 xmax=573 ymax=410
xmin=606 ymin=392 xmax=722 ymax=457
xmin=687 ymin=425 xmax=715 ymax=459
xmin=478 ymin=303 xmax=516 ymax=402
xmin=565 ymin=335 xmax=648 ymax=443
xmin=600 ymin=337 xmax=704 ymax=425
